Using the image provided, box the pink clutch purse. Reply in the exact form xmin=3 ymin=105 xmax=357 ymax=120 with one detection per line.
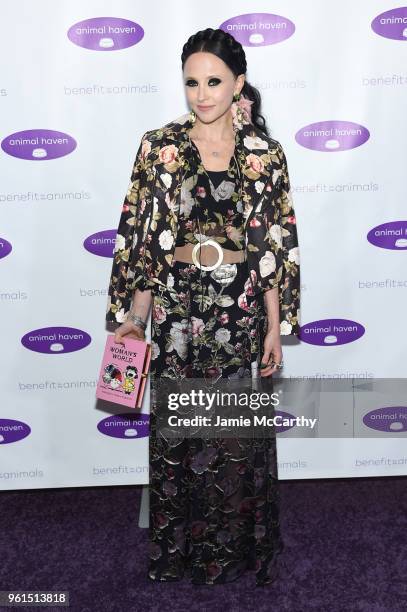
xmin=96 ymin=334 xmax=151 ymax=409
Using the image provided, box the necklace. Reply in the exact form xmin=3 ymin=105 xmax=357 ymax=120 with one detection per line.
xmin=191 ymin=150 xmax=244 ymax=273
xmin=190 ymin=134 xmax=234 ymax=161
xmin=193 ymin=186 xmax=221 ymax=272
xmin=188 ymin=133 xmax=243 ymax=223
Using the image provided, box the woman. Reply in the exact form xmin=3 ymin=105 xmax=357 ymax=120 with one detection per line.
xmin=106 ymin=28 xmax=300 ymax=585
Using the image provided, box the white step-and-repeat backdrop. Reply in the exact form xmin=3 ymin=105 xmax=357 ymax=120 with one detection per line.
xmin=1 ymin=1 xmax=406 ymax=490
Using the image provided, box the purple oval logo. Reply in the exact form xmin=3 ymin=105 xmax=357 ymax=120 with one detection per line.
xmin=363 ymin=406 xmax=407 ymax=432
xmin=0 ymin=418 xmax=31 ymax=444
xmin=21 ymin=326 xmax=91 ymax=354
xmin=68 ymin=17 xmax=144 ymax=51
xmin=0 ymin=237 xmax=12 ymax=259
xmin=295 ymin=121 xmax=370 ymax=152
xmin=299 ymin=319 xmax=365 ymax=346
xmin=367 ymin=221 xmax=407 ymax=250
xmin=98 ymin=413 xmax=149 ymax=438
xmin=372 ymin=7 xmax=407 ymax=41
xmin=275 ymin=410 xmax=296 ymax=433
xmin=1 ymin=130 xmax=76 ymax=160
xmin=84 ymin=230 xmax=116 ymax=257
xmin=220 ymin=13 xmax=295 ymax=47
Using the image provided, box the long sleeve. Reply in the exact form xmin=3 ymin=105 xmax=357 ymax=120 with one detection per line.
xmin=272 ymin=142 xmax=301 ymax=336
xmin=106 ymin=132 xmax=156 ymax=324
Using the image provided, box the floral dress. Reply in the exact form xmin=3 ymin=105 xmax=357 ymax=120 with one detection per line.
xmin=148 ymin=145 xmax=283 ymax=586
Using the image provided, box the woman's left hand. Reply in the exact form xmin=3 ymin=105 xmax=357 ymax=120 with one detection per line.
xmin=260 ymin=328 xmax=283 ymax=377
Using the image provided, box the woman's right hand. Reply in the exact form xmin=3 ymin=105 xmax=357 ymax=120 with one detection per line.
xmin=114 ymin=320 xmax=146 ymax=345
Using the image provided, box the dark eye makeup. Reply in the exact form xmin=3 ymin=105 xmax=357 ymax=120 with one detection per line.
xmin=185 ymin=77 xmax=222 ymax=87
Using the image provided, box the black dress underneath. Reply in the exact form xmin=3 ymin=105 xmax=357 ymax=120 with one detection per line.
xmin=148 ymin=156 xmax=283 ymax=585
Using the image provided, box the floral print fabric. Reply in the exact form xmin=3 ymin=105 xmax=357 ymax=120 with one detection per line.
xmin=105 ymin=111 xmax=300 ymax=336
xmin=105 ymin=107 xmax=300 ymax=586
xmin=175 ymin=146 xmax=245 ymax=251
xmin=149 ymin=260 xmax=283 ymax=585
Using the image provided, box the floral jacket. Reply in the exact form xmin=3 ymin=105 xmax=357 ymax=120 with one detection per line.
xmin=106 ymin=111 xmax=300 ymax=335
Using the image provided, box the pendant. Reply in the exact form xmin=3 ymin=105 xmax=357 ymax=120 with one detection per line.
xmin=211 ymin=151 xmax=219 ymax=157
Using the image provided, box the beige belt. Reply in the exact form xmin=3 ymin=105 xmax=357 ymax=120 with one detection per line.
xmin=173 ymin=242 xmax=246 ymax=271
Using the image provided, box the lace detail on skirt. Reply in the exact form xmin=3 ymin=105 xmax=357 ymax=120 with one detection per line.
xmin=148 ymin=261 xmax=283 ymax=585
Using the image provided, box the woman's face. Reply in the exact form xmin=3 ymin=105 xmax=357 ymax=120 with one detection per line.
xmin=183 ymin=51 xmax=244 ymax=126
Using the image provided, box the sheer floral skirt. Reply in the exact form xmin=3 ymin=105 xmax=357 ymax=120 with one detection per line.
xmin=148 ymin=260 xmax=283 ymax=586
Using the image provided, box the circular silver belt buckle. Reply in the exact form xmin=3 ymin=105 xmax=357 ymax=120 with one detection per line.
xmin=192 ymin=239 xmax=223 ymax=271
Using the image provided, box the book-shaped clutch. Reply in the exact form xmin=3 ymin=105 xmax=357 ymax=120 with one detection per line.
xmin=96 ymin=335 xmax=152 ymax=409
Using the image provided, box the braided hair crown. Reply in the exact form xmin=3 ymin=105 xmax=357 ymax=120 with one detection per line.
xmin=181 ymin=28 xmax=269 ymax=136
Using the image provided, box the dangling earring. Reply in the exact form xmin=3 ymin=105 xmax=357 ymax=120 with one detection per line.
xmin=231 ymin=92 xmax=244 ymax=130
xmin=190 ymin=109 xmax=196 ymax=125
xmin=231 ymin=90 xmax=253 ymax=130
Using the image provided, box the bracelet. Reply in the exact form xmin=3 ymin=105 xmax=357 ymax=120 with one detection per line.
xmin=128 ymin=313 xmax=147 ymax=331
